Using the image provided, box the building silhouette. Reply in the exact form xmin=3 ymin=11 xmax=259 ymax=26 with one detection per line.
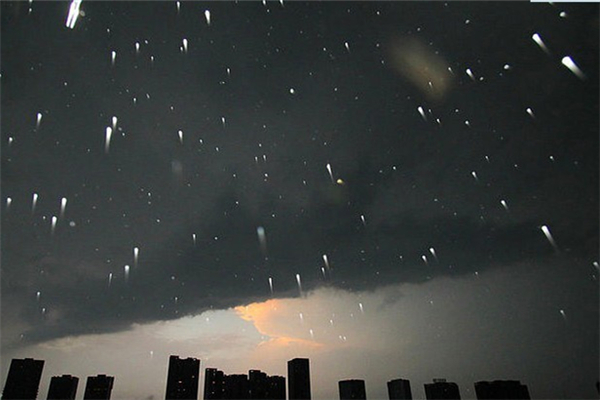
xmin=265 ymin=376 xmax=285 ymax=400
xmin=223 ymin=374 xmax=249 ymax=399
xmin=1 ymin=358 xmax=45 ymax=400
xmin=83 ymin=374 xmax=114 ymax=400
xmin=287 ymin=358 xmax=311 ymax=400
xmin=424 ymin=379 xmax=461 ymax=400
xmin=47 ymin=375 xmax=79 ymax=400
xmin=387 ymin=378 xmax=412 ymax=400
xmin=339 ymin=380 xmax=366 ymax=400
xmin=204 ymin=368 xmax=226 ymax=399
xmin=165 ymin=356 xmax=200 ymax=400
xmin=474 ymin=380 xmax=530 ymax=399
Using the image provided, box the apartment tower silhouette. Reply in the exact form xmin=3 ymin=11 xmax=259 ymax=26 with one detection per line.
xmin=83 ymin=374 xmax=114 ymax=400
xmin=1 ymin=358 xmax=45 ymax=400
xmin=165 ymin=356 xmax=200 ymax=400
xmin=47 ymin=375 xmax=79 ymax=400
xmin=287 ymin=358 xmax=311 ymax=400
xmin=339 ymin=379 xmax=366 ymax=400
xmin=387 ymin=378 xmax=412 ymax=400
xmin=424 ymin=379 xmax=461 ymax=400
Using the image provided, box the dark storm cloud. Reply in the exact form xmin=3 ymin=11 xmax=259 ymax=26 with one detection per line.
xmin=1 ymin=1 xmax=597 ymax=347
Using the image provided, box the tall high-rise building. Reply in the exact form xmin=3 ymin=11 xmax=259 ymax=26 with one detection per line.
xmin=287 ymin=358 xmax=311 ymax=400
xmin=387 ymin=378 xmax=412 ymax=400
xmin=474 ymin=380 xmax=530 ymax=399
xmin=204 ymin=368 xmax=225 ymax=400
xmin=222 ymin=374 xmax=249 ymax=400
xmin=339 ymin=380 xmax=366 ymax=400
xmin=424 ymin=379 xmax=461 ymax=400
xmin=1 ymin=358 xmax=45 ymax=400
xmin=83 ymin=374 xmax=114 ymax=400
xmin=47 ymin=375 xmax=79 ymax=400
xmin=165 ymin=356 xmax=200 ymax=400
xmin=249 ymin=370 xmax=268 ymax=399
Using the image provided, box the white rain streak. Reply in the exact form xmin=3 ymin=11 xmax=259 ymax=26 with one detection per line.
xmin=464 ymin=120 xmax=471 ymax=127
xmin=8 ymin=137 xmax=14 ymax=146
xmin=6 ymin=197 xmax=12 ymax=210
xmin=36 ymin=112 xmax=43 ymax=129
xmin=36 ymin=291 xmax=41 ymax=301
xmin=360 ymin=214 xmax=366 ymax=226
xmin=561 ymin=56 xmax=586 ymax=80
xmin=296 ymin=273 xmax=303 ymax=294
xmin=60 ymin=197 xmax=68 ymax=218
xmin=204 ymin=10 xmax=211 ymax=25
xmin=417 ymin=106 xmax=427 ymax=121
xmin=593 ymin=261 xmax=599 ymax=271
xmin=133 ymin=247 xmax=139 ymax=267
xmin=471 ymin=171 xmax=479 ymax=182
xmin=221 ymin=116 xmax=226 ymax=126
xmin=178 ymin=130 xmax=184 ymax=144
xmin=108 ymin=272 xmax=113 ymax=287
xmin=32 ymin=193 xmax=39 ymax=214
xmin=135 ymin=42 xmax=140 ymax=53
xmin=321 ymin=267 xmax=326 ymax=278
xmin=65 ymin=0 xmax=82 ymax=29
xmin=322 ymin=254 xmax=330 ymax=269
xmin=182 ymin=38 xmax=188 ymax=53
xmin=358 ymin=302 xmax=364 ymax=313
xmin=526 ymin=108 xmax=535 ymax=119
xmin=226 ymin=67 xmax=231 ymax=77
xmin=540 ymin=225 xmax=559 ymax=252
xmin=465 ymin=68 xmax=476 ymax=81
xmin=500 ymin=199 xmax=509 ymax=212
xmin=192 ymin=233 xmax=197 ymax=246
xmin=299 ymin=312 xmax=304 ymax=323
xmin=309 ymin=329 xmax=314 ymax=339
xmin=176 ymin=1 xmax=180 ymax=12
xmin=289 ymin=88 xmax=295 ymax=95
xmin=559 ymin=309 xmax=567 ymax=321
xmin=124 ymin=265 xmax=130 ymax=282
xmin=326 ymin=163 xmax=334 ymax=183
xmin=268 ymin=277 xmax=273 ymax=295
xmin=111 ymin=50 xmax=117 ymax=66
xmin=344 ymin=42 xmax=350 ymax=52
xmin=429 ymin=247 xmax=438 ymax=262
xmin=105 ymin=127 xmax=113 ymax=153
xmin=421 ymin=255 xmax=429 ymax=265
xmin=257 ymin=226 xmax=267 ymax=254
xmin=532 ymin=33 xmax=549 ymax=54
xmin=112 ymin=116 xmax=118 ymax=129
xmin=51 ymin=216 xmax=58 ymax=235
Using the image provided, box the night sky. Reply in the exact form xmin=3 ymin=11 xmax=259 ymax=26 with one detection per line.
xmin=1 ymin=1 xmax=598 ymax=399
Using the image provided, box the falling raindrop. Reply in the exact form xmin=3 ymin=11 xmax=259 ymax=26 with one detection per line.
xmin=561 ymin=56 xmax=586 ymax=80
xmin=289 ymin=88 xmax=295 ymax=94
xmin=268 ymin=277 xmax=273 ymax=294
xmin=124 ymin=265 xmax=130 ymax=282
xmin=257 ymin=226 xmax=267 ymax=255
xmin=51 ymin=216 xmax=58 ymax=235
xmin=465 ymin=68 xmax=476 ymax=81
xmin=32 ymin=193 xmax=39 ymax=214
xmin=133 ymin=247 xmax=139 ymax=267
xmin=417 ymin=106 xmax=427 ymax=121
xmin=108 ymin=272 xmax=113 ymax=287
xmin=526 ymin=108 xmax=535 ymax=119
xmin=111 ymin=50 xmax=117 ymax=65
xmin=204 ymin=10 xmax=211 ymax=25
xmin=422 ymin=255 xmax=429 ymax=265
xmin=112 ymin=116 xmax=118 ymax=129
xmin=500 ymin=199 xmax=509 ymax=212
xmin=182 ymin=38 xmax=188 ymax=53
xmin=532 ymin=33 xmax=549 ymax=54
xmin=296 ymin=273 xmax=303 ymax=294
xmin=36 ymin=291 xmax=41 ymax=301
xmin=429 ymin=247 xmax=438 ymax=262
xmin=36 ymin=112 xmax=43 ymax=129
xmin=176 ymin=1 xmax=180 ymax=12
xmin=344 ymin=42 xmax=350 ymax=52
xmin=360 ymin=214 xmax=366 ymax=227
xmin=540 ymin=225 xmax=559 ymax=252
xmin=358 ymin=303 xmax=364 ymax=313
xmin=178 ymin=130 xmax=184 ymax=144
xmin=471 ymin=171 xmax=479 ymax=182
xmin=6 ymin=197 xmax=12 ymax=210
xmin=60 ymin=197 xmax=68 ymax=218
xmin=326 ymin=163 xmax=334 ymax=183
xmin=135 ymin=42 xmax=140 ymax=53
xmin=65 ymin=0 xmax=82 ymax=29
xmin=322 ymin=254 xmax=330 ymax=269
xmin=105 ymin=127 xmax=113 ymax=153
xmin=192 ymin=233 xmax=197 ymax=246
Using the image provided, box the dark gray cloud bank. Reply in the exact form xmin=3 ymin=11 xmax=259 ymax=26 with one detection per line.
xmin=1 ymin=0 xmax=597 ymax=376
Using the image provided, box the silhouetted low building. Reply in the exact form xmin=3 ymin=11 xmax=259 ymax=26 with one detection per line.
xmin=47 ymin=375 xmax=79 ymax=400
xmin=339 ymin=380 xmax=366 ymax=400
xmin=424 ymin=379 xmax=460 ymax=400
xmin=223 ymin=374 xmax=249 ymax=399
xmin=288 ymin=358 xmax=311 ymax=400
xmin=474 ymin=380 xmax=530 ymax=399
xmin=1 ymin=358 xmax=45 ymax=400
xmin=204 ymin=368 xmax=225 ymax=399
xmin=387 ymin=378 xmax=412 ymax=400
xmin=265 ymin=376 xmax=285 ymax=400
xmin=165 ymin=355 xmax=200 ymax=400
xmin=83 ymin=374 xmax=114 ymax=400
